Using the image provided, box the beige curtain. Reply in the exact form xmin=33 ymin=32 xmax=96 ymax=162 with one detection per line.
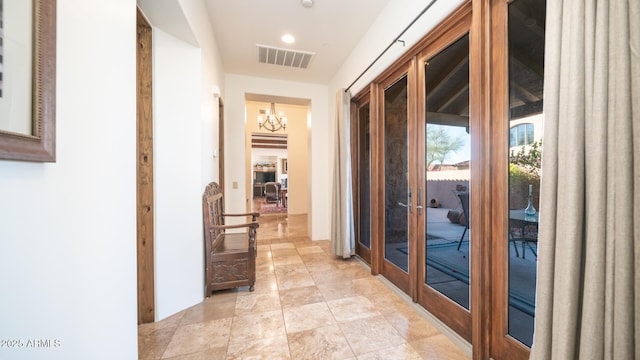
xmin=331 ymin=89 xmax=355 ymax=258
xmin=531 ymin=0 xmax=639 ymax=359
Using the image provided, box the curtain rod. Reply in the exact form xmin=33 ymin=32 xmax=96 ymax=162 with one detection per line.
xmin=344 ymin=0 xmax=439 ymax=93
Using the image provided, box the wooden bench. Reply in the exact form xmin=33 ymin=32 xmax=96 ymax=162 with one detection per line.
xmin=203 ymin=182 xmax=260 ymax=295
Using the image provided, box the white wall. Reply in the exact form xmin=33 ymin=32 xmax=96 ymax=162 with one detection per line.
xmin=225 ymin=75 xmax=329 ymax=240
xmin=0 ymin=1 xmax=138 ymax=359
xmin=152 ymin=29 xmax=204 ymax=320
xmin=138 ymin=0 xmax=226 ymax=321
xmin=176 ymin=0 xmax=226 ymax=188
xmin=329 ymin=0 xmax=466 ymax=96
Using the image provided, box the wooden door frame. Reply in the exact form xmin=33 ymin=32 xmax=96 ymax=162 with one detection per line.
xmin=136 ymin=7 xmax=154 ymax=325
xmin=373 ymin=65 xmax=414 ymax=295
xmin=351 ymin=92 xmax=372 ymax=264
xmin=218 ymin=99 xmax=225 ymax=191
xmin=415 ymin=7 xmax=474 ymax=342
xmin=487 ymin=0 xmax=534 ymax=357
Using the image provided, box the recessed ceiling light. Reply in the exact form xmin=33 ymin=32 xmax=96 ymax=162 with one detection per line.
xmin=281 ymin=34 xmax=295 ymax=44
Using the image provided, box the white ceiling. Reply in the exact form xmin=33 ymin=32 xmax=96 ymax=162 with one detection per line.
xmin=203 ymin=0 xmax=392 ymax=84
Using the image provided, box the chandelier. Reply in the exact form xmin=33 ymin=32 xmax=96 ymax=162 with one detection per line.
xmin=257 ymin=103 xmax=287 ymax=132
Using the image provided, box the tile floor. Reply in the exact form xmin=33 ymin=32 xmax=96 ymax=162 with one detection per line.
xmin=138 ymin=213 xmax=471 ymax=359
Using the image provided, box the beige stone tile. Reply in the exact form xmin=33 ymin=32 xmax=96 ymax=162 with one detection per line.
xmin=279 ymin=285 xmax=325 ymax=308
xmin=335 ymin=265 xmax=371 ymax=280
xmin=162 ymin=347 xmax=226 ymax=360
xmin=140 ymin=214 xmax=471 ymax=360
xmin=270 ymin=242 xmax=295 ymax=250
xmin=229 ymin=310 xmax=286 ymax=344
xmin=317 ymin=280 xmax=361 ymax=301
xmin=139 ymin=310 xmax=185 ymax=336
xmin=300 ymin=252 xmax=332 ymax=264
xmin=227 ymin=334 xmax=291 ymax=359
xmin=357 ymin=343 xmax=423 ymax=360
xmin=327 ymin=295 xmax=380 ymax=322
xmin=304 ymin=261 xmax=339 ymax=273
xmin=273 ymin=253 xmax=304 ymax=266
xmin=271 ymin=248 xmax=300 ymax=258
xmin=180 ymin=298 xmax=235 ymax=326
xmin=256 ymin=262 xmax=275 ymax=276
xmin=287 ymin=325 xmax=355 ymax=360
xmin=296 ymin=245 xmax=325 ymax=255
xmin=234 ymin=291 xmax=281 ymax=314
xmin=293 ymin=240 xmax=316 ymax=248
xmin=274 ymin=263 xmax=308 ymax=274
xmin=204 ymin=290 xmax=239 ymax=303
xmin=277 ymin=271 xmax=316 ymax=290
xmin=283 ymin=302 xmax=337 ymax=333
xmin=332 ymin=257 xmax=362 ymax=268
xmin=351 ymin=277 xmax=390 ymax=296
xmin=409 ymin=334 xmax=471 ymax=359
xmin=383 ymin=311 xmax=441 ymax=342
xmin=338 ymin=316 xmax=406 ymax=356
xmin=162 ymin=318 xmax=232 ymax=358
xmin=275 ymin=264 xmax=316 ymax=290
xmin=250 ymin=275 xmax=279 ymax=293
xmin=256 ymin=257 xmax=274 ymax=268
xmin=310 ymin=269 xmax=353 ymax=285
xmin=138 ymin=326 xmax=176 ymax=360
xmin=363 ymin=291 xmax=414 ymax=315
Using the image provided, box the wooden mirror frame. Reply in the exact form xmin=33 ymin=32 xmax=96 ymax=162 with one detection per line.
xmin=0 ymin=0 xmax=56 ymax=162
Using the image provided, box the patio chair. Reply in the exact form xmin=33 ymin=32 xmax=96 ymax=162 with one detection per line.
xmin=456 ymin=192 xmax=470 ymax=250
xmin=456 ymin=192 xmax=521 ymax=256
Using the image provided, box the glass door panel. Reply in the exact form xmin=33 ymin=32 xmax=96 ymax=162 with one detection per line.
xmin=507 ymin=0 xmax=545 ymax=347
xmin=384 ymin=76 xmax=409 ymax=272
xmin=356 ymin=103 xmax=371 ymax=263
xmin=424 ymin=34 xmax=471 ymax=309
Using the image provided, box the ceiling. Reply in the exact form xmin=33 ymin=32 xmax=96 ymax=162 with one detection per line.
xmin=202 ymin=0 xmax=544 ymax=118
xmin=203 ymin=0 xmax=391 ymax=84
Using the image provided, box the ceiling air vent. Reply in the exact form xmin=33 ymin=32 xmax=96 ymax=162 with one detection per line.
xmin=257 ymin=44 xmax=314 ymax=69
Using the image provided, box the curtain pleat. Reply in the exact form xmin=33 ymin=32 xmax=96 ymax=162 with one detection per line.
xmin=330 ymin=90 xmax=355 ymax=258
xmin=530 ymin=0 xmax=639 ymax=359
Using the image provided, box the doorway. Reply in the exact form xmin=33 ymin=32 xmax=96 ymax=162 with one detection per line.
xmin=244 ymin=99 xmax=310 ymax=217
xmin=250 ymin=133 xmax=288 ymax=214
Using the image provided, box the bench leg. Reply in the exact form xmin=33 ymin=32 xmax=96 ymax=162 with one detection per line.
xmin=249 ymin=285 xmax=255 ymax=292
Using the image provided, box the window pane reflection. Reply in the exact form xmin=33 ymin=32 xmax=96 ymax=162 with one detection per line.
xmin=507 ymin=0 xmax=546 ymax=347
xmin=425 ymin=34 xmax=471 ymax=310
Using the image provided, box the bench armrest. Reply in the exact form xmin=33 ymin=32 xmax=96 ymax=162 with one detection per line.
xmin=211 ymin=222 xmax=259 ymax=230
xmin=223 ymin=212 xmax=260 ymax=221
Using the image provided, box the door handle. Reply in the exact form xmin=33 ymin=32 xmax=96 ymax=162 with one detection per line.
xmin=398 ymin=201 xmax=408 ymax=208
xmin=417 ymin=187 xmax=423 ymax=215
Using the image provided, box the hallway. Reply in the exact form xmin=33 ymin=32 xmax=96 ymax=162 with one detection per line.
xmin=138 ymin=214 xmax=471 ymax=359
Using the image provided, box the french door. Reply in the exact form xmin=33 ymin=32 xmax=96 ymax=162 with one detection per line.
xmin=352 ymin=1 xmax=544 ymax=357
xmin=368 ymin=17 xmax=473 ymax=340
xmin=375 ymin=66 xmax=418 ymax=295
xmin=417 ymin=30 xmax=472 ymax=340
